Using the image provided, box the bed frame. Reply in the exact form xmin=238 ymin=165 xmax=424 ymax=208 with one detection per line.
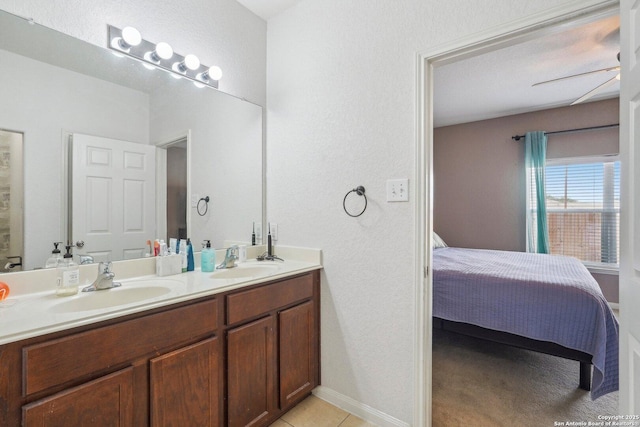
xmin=434 ymin=317 xmax=593 ymax=390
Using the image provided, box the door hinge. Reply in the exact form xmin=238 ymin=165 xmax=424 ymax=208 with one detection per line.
xmin=424 ymin=266 xmax=429 ymax=278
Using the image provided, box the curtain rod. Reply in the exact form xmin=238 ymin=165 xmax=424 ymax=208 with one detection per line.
xmin=511 ymin=123 xmax=619 ymax=141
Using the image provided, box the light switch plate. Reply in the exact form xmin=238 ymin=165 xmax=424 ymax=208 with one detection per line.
xmin=386 ymin=179 xmax=409 ymax=202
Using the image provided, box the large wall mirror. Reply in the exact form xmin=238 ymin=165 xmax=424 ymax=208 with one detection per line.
xmin=0 ymin=9 xmax=264 ymax=272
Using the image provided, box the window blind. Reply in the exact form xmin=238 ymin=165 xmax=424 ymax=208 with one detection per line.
xmin=529 ymin=157 xmax=620 ymax=266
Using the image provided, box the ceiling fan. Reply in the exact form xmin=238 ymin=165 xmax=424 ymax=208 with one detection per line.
xmin=532 ymin=52 xmax=620 ymax=105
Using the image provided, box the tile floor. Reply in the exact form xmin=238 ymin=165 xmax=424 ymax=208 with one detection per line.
xmin=270 ymin=395 xmax=377 ymax=427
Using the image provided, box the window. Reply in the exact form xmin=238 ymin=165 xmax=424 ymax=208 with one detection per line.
xmin=528 ymin=156 xmax=620 ymax=268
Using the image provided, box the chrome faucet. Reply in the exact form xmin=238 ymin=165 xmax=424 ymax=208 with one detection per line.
xmin=217 ymin=245 xmax=238 ymax=269
xmin=79 ymin=255 xmax=94 ymax=265
xmin=82 ymin=261 xmax=121 ymax=292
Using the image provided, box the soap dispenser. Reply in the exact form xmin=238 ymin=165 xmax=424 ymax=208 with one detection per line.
xmin=201 ymin=240 xmax=216 ymax=272
xmin=56 ymin=243 xmax=79 ymax=296
xmin=45 ymin=242 xmax=63 ymax=269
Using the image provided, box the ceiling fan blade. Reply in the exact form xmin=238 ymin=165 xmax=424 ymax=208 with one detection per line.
xmin=532 ymin=66 xmax=620 ymax=86
xmin=570 ymin=75 xmax=619 ymax=105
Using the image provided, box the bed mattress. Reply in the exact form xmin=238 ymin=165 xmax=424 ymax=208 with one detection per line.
xmin=432 ymin=247 xmax=619 ymax=399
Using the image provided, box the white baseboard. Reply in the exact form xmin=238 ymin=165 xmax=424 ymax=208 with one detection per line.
xmin=609 ymin=302 xmax=619 ymax=310
xmin=312 ymin=386 xmax=410 ymax=427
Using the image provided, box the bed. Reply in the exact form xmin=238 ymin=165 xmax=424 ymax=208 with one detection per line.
xmin=432 ymin=246 xmax=619 ymax=399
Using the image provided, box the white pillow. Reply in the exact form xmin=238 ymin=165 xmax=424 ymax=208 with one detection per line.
xmin=433 ymin=232 xmax=448 ymax=248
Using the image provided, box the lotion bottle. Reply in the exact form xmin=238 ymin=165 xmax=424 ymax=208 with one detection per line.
xmin=56 ymin=244 xmax=79 ymax=296
xmin=201 ymin=240 xmax=216 ymax=272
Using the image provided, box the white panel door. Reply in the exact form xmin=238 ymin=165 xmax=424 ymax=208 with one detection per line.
xmin=71 ymin=133 xmax=156 ymax=262
xmin=620 ymin=1 xmax=640 ymax=414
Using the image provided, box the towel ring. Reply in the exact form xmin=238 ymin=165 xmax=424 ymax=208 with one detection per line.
xmin=197 ymin=196 xmax=210 ymax=216
xmin=343 ymin=186 xmax=367 ymax=217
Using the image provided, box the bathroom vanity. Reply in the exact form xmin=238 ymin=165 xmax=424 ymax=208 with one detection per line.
xmin=0 ymin=251 xmax=321 ymax=426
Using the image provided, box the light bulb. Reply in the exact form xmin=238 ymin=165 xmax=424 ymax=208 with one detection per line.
xmin=121 ymin=26 xmax=141 ymax=47
xmin=184 ymin=54 xmax=200 ymax=70
xmin=208 ymin=66 xmax=222 ymax=80
xmin=155 ymin=42 xmax=173 ymax=60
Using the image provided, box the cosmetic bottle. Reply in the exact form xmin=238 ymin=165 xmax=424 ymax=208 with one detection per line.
xmin=180 ymin=240 xmax=187 ymax=272
xmin=45 ymin=242 xmax=63 ymax=268
xmin=201 ymin=240 xmax=216 ymax=272
xmin=56 ymin=244 xmax=79 ymax=296
xmin=186 ymin=238 xmax=194 ymax=271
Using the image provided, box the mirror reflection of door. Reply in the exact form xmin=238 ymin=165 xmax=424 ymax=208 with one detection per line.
xmin=166 ymin=140 xmax=188 ymax=240
xmin=70 ymin=133 xmax=157 ymax=262
xmin=0 ymin=129 xmax=23 ymax=272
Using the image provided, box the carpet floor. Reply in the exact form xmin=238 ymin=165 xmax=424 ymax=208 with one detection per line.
xmin=432 ymin=328 xmax=618 ymax=427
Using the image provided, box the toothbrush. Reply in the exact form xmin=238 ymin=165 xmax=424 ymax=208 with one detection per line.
xmin=252 ymin=222 xmax=256 ymax=246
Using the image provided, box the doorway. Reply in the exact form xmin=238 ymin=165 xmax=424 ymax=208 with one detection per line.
xmin=0 ymin=129 xmax=23 ymax=272
xmin=156 ymin=134 xmax=190 ymax=243
xmin=415 ymin=1 xmax=620 ymax=425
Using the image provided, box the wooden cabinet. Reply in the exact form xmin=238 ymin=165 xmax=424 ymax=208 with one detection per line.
xmin=227 ymin=316 xmax=277 ymax=427
xmin=279 ymin=300 xmax=317 ymax=408
xmin=0 ymin=270 xmax=320 ymax=427
xmin=150 ymin=337 xmax=221 ymax=427
xmin=23 ymin=367 xmax=134 ymax=427
xmin=226 ymin=272 xmax=320 ymax=425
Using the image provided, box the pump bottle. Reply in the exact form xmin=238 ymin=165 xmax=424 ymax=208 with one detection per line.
xmin=56 ymin=243 xmax=79 ymax=296
xmin=201 ymin=240 xmax=216 ymax=272
xmin=45 ymin=242 xmax=63 ymax=268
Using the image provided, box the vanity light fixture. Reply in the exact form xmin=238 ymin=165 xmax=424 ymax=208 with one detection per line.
xmin=197 ymin=65 xmax=223 ymax=83
xmin=145 ymin=41 xmax=174 ymax=63
xmin=108 ymin=25 xmax=221 ymax=89
xmin=173 ymin=54 xmax=200 ymax=73
xmin=110 ymin=26 xmax=141 ymax=52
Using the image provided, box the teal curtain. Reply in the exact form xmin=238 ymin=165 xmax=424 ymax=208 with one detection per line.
xmin=525 ymin=131 xmax=549 ymax=254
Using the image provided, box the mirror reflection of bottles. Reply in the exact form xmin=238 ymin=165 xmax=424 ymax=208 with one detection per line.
xmin=56 ymin=244 xmax=79 ymax=296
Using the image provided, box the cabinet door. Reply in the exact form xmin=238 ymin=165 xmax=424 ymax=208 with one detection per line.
xmin=279 ymin=300 xmax=317 ymax=408
xmin=23 ymin=367 xmax=134 ymax=427
xmin=150 ymin=337 xmax=221 ymax=427
xmin=227 ymin=316 xmax=277 ymax=427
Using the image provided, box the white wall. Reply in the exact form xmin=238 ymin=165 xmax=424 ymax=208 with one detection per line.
xmin=266 ymin=0 xmax=594 ymax=423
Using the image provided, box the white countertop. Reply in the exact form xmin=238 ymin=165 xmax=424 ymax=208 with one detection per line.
xmin=0 ymin=246 xmax=322 ymax=346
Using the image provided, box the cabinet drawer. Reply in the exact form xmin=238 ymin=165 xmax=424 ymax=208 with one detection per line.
xmin=23 ymin=298 xmax=218 ymax=396
xmin=226 ymin=274 xmax=313 ymax=325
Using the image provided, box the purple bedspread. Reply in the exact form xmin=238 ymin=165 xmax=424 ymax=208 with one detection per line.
xmin=433 ymin=247 xmax=619 ymax=399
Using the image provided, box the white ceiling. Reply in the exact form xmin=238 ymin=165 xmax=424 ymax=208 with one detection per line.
xmin=434 ymin=14 xmax=620 ymax=127
xmin=235 ymin=0 xmax=300 ymax=20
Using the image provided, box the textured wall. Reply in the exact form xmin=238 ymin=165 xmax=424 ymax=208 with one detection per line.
xmin=266 ymin=0 xmax=588 ymax=422
xmin=0 ymin=0 xmax=267 ymax=105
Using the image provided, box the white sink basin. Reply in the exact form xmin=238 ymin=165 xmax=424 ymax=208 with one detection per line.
xmin=51 ymin=281 xmax=178 ymax=313
xmin=210 ymin=264 xmax=280 ymax=280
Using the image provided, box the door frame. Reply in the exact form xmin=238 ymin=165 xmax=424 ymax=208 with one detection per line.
xmin=155 ymin=131 xmax=191 ymax=243
xmin=414 ymin=1 xmax=619 ymax=425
